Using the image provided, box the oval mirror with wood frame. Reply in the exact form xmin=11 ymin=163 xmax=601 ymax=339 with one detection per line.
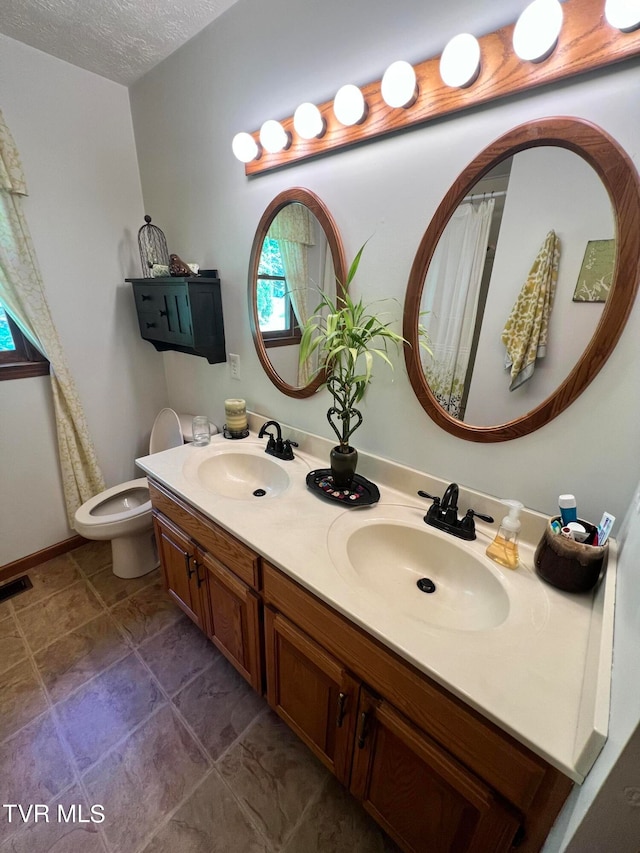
xmin=404 ymin=117 xmax=640 ymax=442
xmin=249 ymin=188 xmax=347 ymax=398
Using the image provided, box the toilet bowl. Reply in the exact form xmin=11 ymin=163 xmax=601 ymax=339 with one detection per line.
xmin=74 ymin=409 xmax=185 ymax=579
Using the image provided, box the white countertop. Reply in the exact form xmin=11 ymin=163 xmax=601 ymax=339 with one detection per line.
xmin=137 ymin=414 xmax=615 ymax=783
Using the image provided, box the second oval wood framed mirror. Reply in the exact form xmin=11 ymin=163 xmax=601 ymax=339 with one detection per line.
xmin=249 ymin=187 xmax=346 ymax=398
xmin=404 ymin=117 xmax=640 ymax=442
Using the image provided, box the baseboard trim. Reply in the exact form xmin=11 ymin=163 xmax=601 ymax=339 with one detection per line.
xmin=0 ymin=535 xmax=89 ymax=584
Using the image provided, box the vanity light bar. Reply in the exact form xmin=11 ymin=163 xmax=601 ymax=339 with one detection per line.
xmin=235 ymin=0 xmax=640 ymax=175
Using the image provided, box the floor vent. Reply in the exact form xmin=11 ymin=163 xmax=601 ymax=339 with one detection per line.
xmin=0 ymin=575 xmax=33 ymax=604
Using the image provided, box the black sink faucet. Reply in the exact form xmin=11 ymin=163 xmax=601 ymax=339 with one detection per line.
xmin=440 ymin=483 xmax=459 ymax=524
xmin=258 ymin=420 xmax=298 ymax=461
xmin=418 ymin=483 xmax=494 ymax=541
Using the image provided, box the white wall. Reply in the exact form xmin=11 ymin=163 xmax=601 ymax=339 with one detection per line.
xmin=127 ymin=0 xmax=640 ymax=848
xmin=0 ymin=34 xmax=168 ymax=564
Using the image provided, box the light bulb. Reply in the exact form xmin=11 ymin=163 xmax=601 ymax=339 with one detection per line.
xmin=293 ymin=103 xmax=325 ymax=139
xmin=333 ymin=84 xmax=366 ymax=126
xmin=231 ymin=132 xmax=259 ymax=163
xmin=439 ymin=33 xmax=481 ymax=88
xmin=381 ymin=61 xmax=418 ymax=108
xmin=259 ymin=120 xmax=290 ymax=154
xmin=605 ymin=0 xmax=640 ymax=31
xmin=513 ymin=0 xmax=563 ymax=62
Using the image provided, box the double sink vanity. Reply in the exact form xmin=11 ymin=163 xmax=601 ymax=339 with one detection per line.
xmin=136 ymin=413 xmax=615 ymax=853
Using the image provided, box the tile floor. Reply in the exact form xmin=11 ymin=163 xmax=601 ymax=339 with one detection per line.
xmin=0 ymin=542 xmax=397 ymax=853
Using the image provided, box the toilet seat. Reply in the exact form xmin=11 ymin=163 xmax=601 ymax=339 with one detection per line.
xmin=74 ymin=477 xmax=151 ymax=539
xmin=74 ymin=408 xmax=185 ymax=578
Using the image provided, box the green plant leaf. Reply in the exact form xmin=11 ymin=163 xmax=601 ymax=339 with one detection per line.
xmin=298 ymin=240 xmax=411 ymax=441
xmin=345 ymin=241 xmax=368 ymax=289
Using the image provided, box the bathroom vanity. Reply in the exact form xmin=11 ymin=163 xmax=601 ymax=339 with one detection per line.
xmin=137 ymin=418 xmax=615 ymax=853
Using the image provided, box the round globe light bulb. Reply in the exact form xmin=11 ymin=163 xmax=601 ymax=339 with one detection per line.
xmin=231 ymin=132 xmax=259 ymax=163
xmin=333 ymin=84 xmax=366 ymax=126
xmin=513 ymin=0 xmax=563 ymax=62
xmin=605 ymin=0 xmax=640 ymax=31
xmin=381 ymin=60 xmax=418 ymax=108
xmin=439 ymin=33 xmax=481 ymax=88
xmin=259 ymin=120 xmax=290 ymax=154
xmin=293 ymin=103 xmax=325 ymax=139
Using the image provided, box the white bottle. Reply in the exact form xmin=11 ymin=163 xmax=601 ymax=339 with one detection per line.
xmin=486 ymin=500 xmax=524 ymax=569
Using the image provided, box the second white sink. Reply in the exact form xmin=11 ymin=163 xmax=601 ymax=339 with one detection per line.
xmin=327 ymin=504 xmax=547 ymax=634
xmin=341 ymin=520 xmax=509 ymax=631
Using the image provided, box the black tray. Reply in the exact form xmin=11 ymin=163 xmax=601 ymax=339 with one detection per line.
xmin=306 ymin=469 xmax=380 ymax=506
xmin=223 ymin=426 xmax=250 ymax=439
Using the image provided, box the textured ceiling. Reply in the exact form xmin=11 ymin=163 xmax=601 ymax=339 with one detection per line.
xmin=0 ymin=0 xmax=240 ymax=85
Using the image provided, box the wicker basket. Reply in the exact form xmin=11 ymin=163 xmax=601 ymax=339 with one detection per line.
xmin=534 ymin=516 xmax=608 ymax=593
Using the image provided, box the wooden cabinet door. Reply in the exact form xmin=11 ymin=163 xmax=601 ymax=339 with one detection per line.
xmin=350 ymin=689 xmax=521 ymax=853
xmin=201 ymin=549 xmax=262 ymax=691
xmin=153 ymin=513 xmax=206 ymax=631
xmin=264 ymin=608 xmax=359 ymax=786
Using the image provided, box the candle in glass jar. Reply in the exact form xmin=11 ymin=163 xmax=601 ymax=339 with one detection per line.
xmin=225 ymin=398 xmax=247 ymax=434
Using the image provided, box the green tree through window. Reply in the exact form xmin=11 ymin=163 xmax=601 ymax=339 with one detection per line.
xmin=0 ymin=301 xmax=16 ymax=352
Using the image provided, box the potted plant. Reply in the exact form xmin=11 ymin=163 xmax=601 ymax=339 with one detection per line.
xmin=299 ymin=243 xmax=408 ymax=487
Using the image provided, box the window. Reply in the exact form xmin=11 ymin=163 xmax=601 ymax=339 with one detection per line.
xmin=257 ymin=238 xmax=301 ymax=347
xmin=0 ymin=301 xmax=49 ymax=379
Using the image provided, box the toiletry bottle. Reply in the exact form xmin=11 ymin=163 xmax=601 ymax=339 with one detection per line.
xmin=559 ymin=494 xmax=577 ymax=525
xmin=486 ymin=500 xmax=523 ymax=569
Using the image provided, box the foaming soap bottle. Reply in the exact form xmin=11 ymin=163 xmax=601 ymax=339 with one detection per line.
xmin=486 ymin=500 xmax=524 ymax=569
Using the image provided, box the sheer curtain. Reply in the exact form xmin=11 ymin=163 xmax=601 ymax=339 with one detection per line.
xmin=0 ymin=109 xmax=105 ymax=525
xmin=269 ymin=203 xmax=314 ymax=385
xmin=421 ymin=198 xmax=494 ymax=417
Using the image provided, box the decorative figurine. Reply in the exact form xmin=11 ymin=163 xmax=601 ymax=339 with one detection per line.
xmin=169 ymin=253 xmax=195 ymax=277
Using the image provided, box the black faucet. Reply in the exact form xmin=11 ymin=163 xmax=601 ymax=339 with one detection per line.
xmin=418 ymin=483 xmax=494 ymax=541
xmin=258 ymin=420 xmax=298 ymax=461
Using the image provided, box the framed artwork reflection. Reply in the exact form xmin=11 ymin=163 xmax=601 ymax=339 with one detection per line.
xmin=573 ymin=239 xmax=615 ymax=303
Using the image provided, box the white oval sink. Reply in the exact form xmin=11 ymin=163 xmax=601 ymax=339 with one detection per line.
xmin=328 ymin=506 xmax=514 ymax=632
xmin=182 ymin=442 xmax=309 ymax=500
xmin=196 ymin=452 xmax=289 ymax=499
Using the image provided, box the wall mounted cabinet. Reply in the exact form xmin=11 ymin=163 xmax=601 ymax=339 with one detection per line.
xmin=128 ymin=275 xmax=226 ymax=364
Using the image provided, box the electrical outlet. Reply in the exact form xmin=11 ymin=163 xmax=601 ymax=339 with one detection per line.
xmin=229 ymin=353 xmax=241 ymax=381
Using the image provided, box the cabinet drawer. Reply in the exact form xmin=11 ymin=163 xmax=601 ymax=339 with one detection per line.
xmin=149 ymin=480 xmax=261 ymax=589
xmin=262 ymin=561 xmax=564 ymax=814
xmin=133 ymin=285 xmax=164 ymax=313
xmin=136 ymin=310 xmax=171 ymax=343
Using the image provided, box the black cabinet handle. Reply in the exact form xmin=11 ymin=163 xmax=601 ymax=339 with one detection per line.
xmin=185 ymin=554 xmax=196 ymax=579
xmin=145 ymin=321 xmax=156 ymax=329
xmin=159 ymin=310 xmax=168 ymax=317
xmin=336 ymin=692 xmax=347 ymax=728
xmin=357 ymin=710 xmax=369 ymax=749
xmin=141 ymin=294 xmax=151 ymax=301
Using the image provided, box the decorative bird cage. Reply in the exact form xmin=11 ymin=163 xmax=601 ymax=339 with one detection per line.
xmin=137 ymin=215 xmax=169 ymax=277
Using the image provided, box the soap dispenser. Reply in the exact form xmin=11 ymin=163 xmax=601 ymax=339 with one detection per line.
xmin=486 ymin=500 xmax=523 ymax=569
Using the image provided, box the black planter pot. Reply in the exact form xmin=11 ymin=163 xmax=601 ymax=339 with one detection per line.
xmin=330 ymin=445 xmax=358 ymax=488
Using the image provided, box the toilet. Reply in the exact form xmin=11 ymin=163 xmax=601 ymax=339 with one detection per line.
xmin=74 ymin=408 xmax=185 ymax=579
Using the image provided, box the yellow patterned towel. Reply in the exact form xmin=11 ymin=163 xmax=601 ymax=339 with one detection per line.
xmin=501 ymin=230 xmax=560 ymax=391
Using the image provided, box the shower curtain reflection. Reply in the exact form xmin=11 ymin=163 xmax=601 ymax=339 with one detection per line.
xmin=421 ymin=198 xmax=494 ymax=419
